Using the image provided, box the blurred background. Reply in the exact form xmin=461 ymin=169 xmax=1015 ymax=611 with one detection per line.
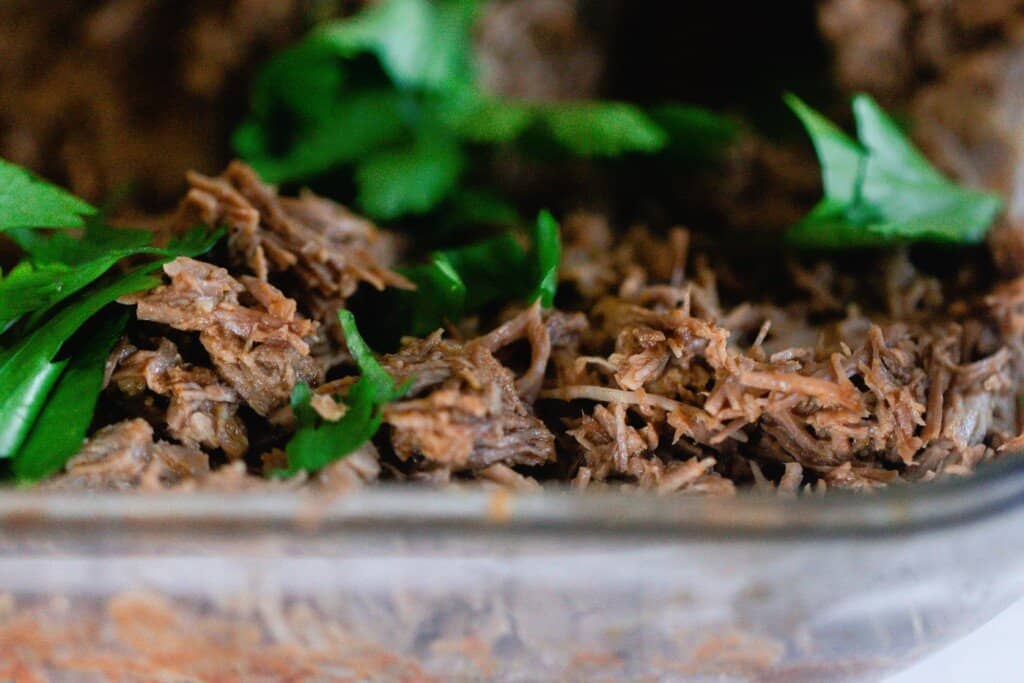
xmin=3 ymin=0 xmax=1022 ymax=243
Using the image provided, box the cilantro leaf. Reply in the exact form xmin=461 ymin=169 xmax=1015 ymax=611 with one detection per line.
xmin=403 ymin=253 xmax=467 ymax=336
xmin=280 ymin=310 xmax=407 ymax=475
xmin=0 ymin=269 xmax=159 ymax=458
xmin=379 ymin=210 xmax=560 ymax=340
xmin=443 ymin=188 xmax=521 ymax=232
xmin=647 ymin=104 xmax=739 ymax=164
xmin=246 ymin=35 xmax=346 ymax=126
xmin=785 ymin=93 xmax=1003 ymax=248
xmin=317 ymin=0 xmax=479 ymax=91
xmin=438 ymin=231 xmax=527 ymax=312
xmin=10 ymin=219 xmax=152 ymax=264
xmin=538 ymin=102 xmax=668 ymax=157
xmin=235 ymin=0 xmax=728 ymax=221
xmin=0 ymin=157 xmax=96 ymax=231
xmin=530 ymin=210 xmax=561 ymax=307
xmin=355 ymin=134 xmax=465 ymax=219
xmin=439 ymin=89 xmax=536 ymax=143
xmin=0 ymin=226 xmax=221 ymax=330
xmin=0 ymin=359 xmax=67 ymax=460
xmin=237 ymin=89 xmax=408 ymax=184
xmin=341 ymin=309 xmax=402 ymax=394
xmin=0 ymin=220 xmax=219 ymax=460
xmin=12 ymin=312 xmax=128 ymax=482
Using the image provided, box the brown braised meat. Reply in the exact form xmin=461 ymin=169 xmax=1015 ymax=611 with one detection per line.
xmin=45 ymin=419 xmax=210 ymax=491
xmin=0 ymin=1 xmax=304 ymax=205
xmin=378 ymin=320 xmax=556 ymax=477
xmin=109 ymin=339 xmax=248 ymax=459
xmin=120 ymin=256 xmax=322 ymax=416
xmin=40 ymin=162 xmax=1023 ymax=495
xmin=165 ymin=161 xmax=412 ymax=348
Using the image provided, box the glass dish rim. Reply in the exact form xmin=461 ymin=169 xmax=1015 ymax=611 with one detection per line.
xmin=2 ymin=453 xmax=1024 ymax=542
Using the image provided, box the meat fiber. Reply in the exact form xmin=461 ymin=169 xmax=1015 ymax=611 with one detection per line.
xmin=379 ymin=323 xmax=556 ymax=474
xmin=45 ymin=419 xmax=210 ymax=491
xmin=167 ymin=161 xmax=411 ymax=348
xmin=120 ymin=256 xmax=322 ymax=416
xmin=110 ymin=339 xmax=248 ymax=459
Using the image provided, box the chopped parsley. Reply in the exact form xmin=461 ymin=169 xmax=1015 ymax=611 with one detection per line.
xmin=234 ymin=0 xmax=731 ymax=221
xmin=786 ymin=93 xmax=1003 ymax=248
xmin=279 ymin=310 xmax=409 ymax=475
xmin=385 ymin=210 xmax=561 ymax=339
xmin=0 ymin=158 xmax=96 ymax=231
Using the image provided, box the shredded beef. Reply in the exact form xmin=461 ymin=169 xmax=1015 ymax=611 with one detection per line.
xmin=120 ymin=256 xmax=323 ymax=416
xmin=46 ymin=419 xmax=209 ymax=491
xmin=110 ymin=339 xmax=248 ymax=459
xmin=0 ymin=1 xmax=304 ymax=206
xmin=165 ymin=161 xmax=411 ymax=348
xmin=379 ymin=318 xmax=557 ymax=474
xmin=476 ymin=0 xmax=606 ymax=102
xmin=535 ymin=225 xmax=1023 ymax=493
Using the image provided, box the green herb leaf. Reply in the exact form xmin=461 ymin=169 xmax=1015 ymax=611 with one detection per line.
xmin=12 ymin=312 xmax=128 ymax=482
xmin=0 ymin=269 xmax=159 ymax=458
xmin=0 ymin=157 xmax=96 ymax=231
xmin=439 ymin=232 xmax=527 ymax=311
xmin=237 ymin=89 xmax=408 ymax=184
xmin=647 ymin=104 xmax=739 ymax=164
xmin=0 ymin=226 xmax=221 ymax=329
xmin=234 ymin=0 xmax=716 ymax=222
xmin=280 ymin=310 xmax=407 ymax=475
xmin=317 ymin=0 xmax=479 ymax=91
xmin=530 ymin=210 xmax=561 ymax=307
xmin=0 ymin=359 xmax=67 ymax=460
xmin=539 ymin=102 xmax=668 ymax=157
xmin=785 ymin=93 xmax=1003 ymax=248
xmin=0 ymin=224 xmax=219 ymax=459
xmin=341 ymin=309 xmax=402 ymax=396
xmin=439 ymin=89 xmax=536 ymax=143
xmin=384 ymin=210 xmax=560 ymax=338
xmin=355 ymin=134 xmax=465 ymax=218
xmin=246 ymin=35 xmax=346 ymax=126
xmin=9 ymin=219 xmax=152 ymax=264
xmin=403 ymin=253 xmax=467 ymax=336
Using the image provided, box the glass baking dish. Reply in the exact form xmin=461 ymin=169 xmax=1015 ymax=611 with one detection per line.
xmin=2 ymin=456 xmax=1024 ymax=682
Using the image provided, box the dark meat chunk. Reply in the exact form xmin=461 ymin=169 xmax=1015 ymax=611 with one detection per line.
xmin=46 ymin=419 xmax=209 ymax=491
xmin=166 ymin=161 xmax=412 ymax=344
xmin=121 ymin=257 xmax=323 ymax=415
xmin=110 ymin=339 xmax=248 ymax=458
xmin=476 ymin=0 xmax=606 ymax=102
xmin=380 ymin=329 xmax=555 ymax=473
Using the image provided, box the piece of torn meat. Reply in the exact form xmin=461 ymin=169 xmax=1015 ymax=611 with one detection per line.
xmin=109 ymin=339 xmax=249 ymax=459
xmin=541 ymin=243 xmax=1020 ymax=492
xmin=379 ymin=329 xmax=555 ymax=474
xmin=166 ymin=161 xmax=412 ymax=346
xmin=45 ymin=419 xmax=210 ymax=491
xmin=120 ymin=256 xmax=323 ymax=415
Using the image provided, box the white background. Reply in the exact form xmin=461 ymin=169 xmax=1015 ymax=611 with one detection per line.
xmin=887 ymin=599 xmax=1024 ymax=681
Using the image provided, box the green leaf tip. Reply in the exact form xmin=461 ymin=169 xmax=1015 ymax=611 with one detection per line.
xmin=279 ymin=310 xmax=407 ymax=476
xmin=785 ymin=93 xmax=1003 ymax=249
